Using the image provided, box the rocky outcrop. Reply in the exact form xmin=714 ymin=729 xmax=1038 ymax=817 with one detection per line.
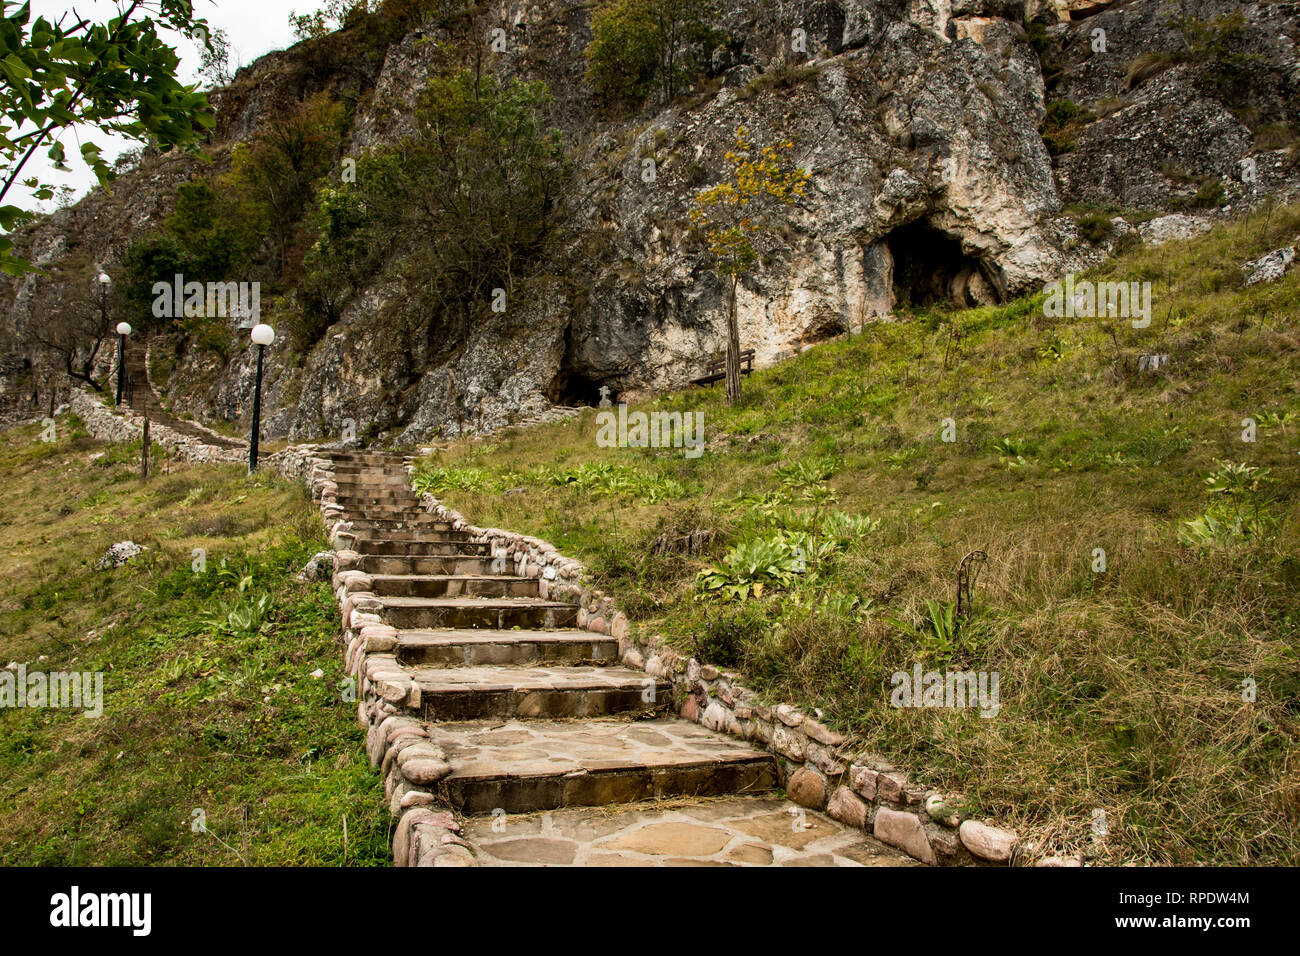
xmin=274 ymin=0 xmax=1079 ymax=442
xmin=1045 ymin=0 xmax=1300 ymax=210
xmin=5 ymin=0 xmax=1298 ymax=442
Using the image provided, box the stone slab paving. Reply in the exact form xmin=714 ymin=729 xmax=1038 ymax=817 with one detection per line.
xmin=395 ymin=629 xmax=619 ymax=667
xmin=425 ymin=717 xmax=772 ymax=776
xmin=422 ymin=717 xmax=778 ymax=813
xmin=410 ymin=665 xmax=659 ymax=695
xmin=462 ymin=795 xmax=919 ymax=866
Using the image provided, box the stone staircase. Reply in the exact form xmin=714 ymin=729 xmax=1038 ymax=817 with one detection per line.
xmin=322 ymin=449 xmax=913 ymax=866
xmin=123 ymin=340 xmax=244 ymax=450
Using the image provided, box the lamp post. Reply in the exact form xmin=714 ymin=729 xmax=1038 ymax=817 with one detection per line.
xmin=248 ymin=323 xmax=275 ymax=472
xmin=114 ymin=321 xmax=132 ymax=408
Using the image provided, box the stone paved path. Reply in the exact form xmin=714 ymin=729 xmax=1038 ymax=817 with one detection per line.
xmin=124 ymin=339 xmax=244 ymax=449
xmin=463 ymin=796 xmax=919 ymax=867
xmin=325 ymin=450 xmax=913 ymax=866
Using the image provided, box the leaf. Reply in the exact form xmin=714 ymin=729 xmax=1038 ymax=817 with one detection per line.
xmin=2 ymin=53 xmax=31 ymax=81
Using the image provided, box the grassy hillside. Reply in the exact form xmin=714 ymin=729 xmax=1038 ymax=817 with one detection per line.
xmin=413 ymin=206 xmax=1300 ymax=865
xmin=0 ymin=421 xmax=388 ymax=865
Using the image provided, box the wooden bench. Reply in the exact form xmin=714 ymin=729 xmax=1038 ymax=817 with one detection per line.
xmin=691 ymin=348 xmax=755 ymax=386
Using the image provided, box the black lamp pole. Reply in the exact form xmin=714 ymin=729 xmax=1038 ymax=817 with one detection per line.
xmin=249 ymin=342 xmax=264 ymax=473
xmin=115 ymin=328 xmax=126 ymax=407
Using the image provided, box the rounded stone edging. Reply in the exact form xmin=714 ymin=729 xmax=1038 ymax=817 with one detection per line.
xmin=288 ymin=452 xmax=1039 ymax=869
xmin=403 ymin=478 xmax=1033 ymax=867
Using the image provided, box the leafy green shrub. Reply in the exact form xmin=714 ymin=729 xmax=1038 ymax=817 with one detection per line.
xmin=584 ymin=0 xmax=717 ymax=110
xmin=1077 ymin=211 xmax=1112 ymax=243
xmin=697 ymin=535 xmax=807 ymax=601
xmin=885 ymin=598 xmax=984 ymax=668
xmin=203 ymin=592 xmax=275 ymax=637
xmin=535 ymin=462 xmax=684 ymax=502
xmin=1178 ymin=461 xmax=1277 ymax=548
xmin=1191 ymin=178 xmax=1227 ymax=209
xmin=776 ymin=454 xmax=841 ymax=488
xmin=693 ymin=603 xmax=771 ymax=667
xmin=818 ymin=511 xmax=881 ymax=540
xmin=307 ymin=71 xmax=566 ymax=353
xmin=1041 ymin=99 xmax=1095 ymax=156
xmin=412 ymin=466 xmax=487 ymax=495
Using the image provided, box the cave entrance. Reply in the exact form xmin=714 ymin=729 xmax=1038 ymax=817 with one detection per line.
xmin=886 ymin=220 xmax=1002 ymax=309
xmin=546 ymin=367 xmax=611 ymax=408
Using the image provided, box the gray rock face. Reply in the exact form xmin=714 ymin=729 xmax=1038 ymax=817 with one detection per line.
xmin=97 ymin=541 xmax=145 ymax=570
xmin=1047 ymin=0 xmax=1300 ymax=210
xmin=1055 ymin=66 xmax=1253 ymax=210
xmin=1244 ymin=246 xmax=1297 ymax=286
xmin=4 ymin=0 xmax=1298 ymax=441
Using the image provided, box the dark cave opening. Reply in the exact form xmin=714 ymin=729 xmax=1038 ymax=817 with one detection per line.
xmin=886 ymin=220 xmax=1002 ymax=309
xmin=546 ymin=366 xmax=610 ymax=408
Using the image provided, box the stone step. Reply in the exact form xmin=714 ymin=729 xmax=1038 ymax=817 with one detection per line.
xmin=332 ymin=489 xmax=418 ymax=504
xmin=394 ymin=628 xmax=617 ymax=667
xmin=333 ymin=481 xmax=417 ymax=493
xmin=355 ymin=539 xmax=491 ymax=557
xmin=369 ymin=574 xmax=539 ymax=599
xmin=321 ymin=450 xmax=412 ymax=463
xmin=462 ymin=796 xmax=917 ymax=867
xmin=407 ymin=665 xmax=667 ymax=721
xmin=350 ymin=527 xmax=473 ymax=543
xmin=416 ymin=718 xmax=777 ymax=814
xmin=328 ymin=464 xmax=409 ymax=477
xmin=340 ymin=505 xmax=427 ymax=519
xmin=379 ymin=596 xmax=576 ymax=630
xmin=358 ymin=554 xmax=496 ymax=575
xmin=339 ymin=501 xmax=425 ymax=514
xmin=345 ymin=510 xmax=446 ymax=522
xmin=332 ymin=477 xmax=410 ymax=490
xmin=347 ymin=517 xmax=457 ymax=532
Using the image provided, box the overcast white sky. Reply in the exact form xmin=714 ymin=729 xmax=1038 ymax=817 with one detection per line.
xmin=16 ymin=0 xmax=304 ymax=213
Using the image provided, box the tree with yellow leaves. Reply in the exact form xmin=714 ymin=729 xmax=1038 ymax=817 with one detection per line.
xmin=689 ymin=127 xmax=810 ymax=404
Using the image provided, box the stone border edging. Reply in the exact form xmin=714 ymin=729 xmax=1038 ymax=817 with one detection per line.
xmin=69 ymin=388 xmax=247 ymax=465
xmin=282 ymin=447 xmax=474 ymax=867
xmin=395 ymin=475 xmax=1053 ymax=867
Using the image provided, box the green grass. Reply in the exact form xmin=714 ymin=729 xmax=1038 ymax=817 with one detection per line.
xmin=414 ymin=205 xmax=1300 ymax=865
xmin=0 ymin=419 xmax=387 ymax=865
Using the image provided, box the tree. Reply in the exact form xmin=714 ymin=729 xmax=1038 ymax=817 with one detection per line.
xmin=584 ymin=0 xmax=715 ymax=110
xmin=0 ymin=1 xmax=215 ymax=275
xmin=307 ymin=71 xmax=567 ymax=356
xmin=689 ymin=126 xmax=809 ymax=404
xmin=288 ymin=0 xmax=377 ymax=41
xmin=227 ymin=92 xmax=346 ymax=274
xmin=197 ymin=25 xmax=233 ymax=88
xmin=29 ymin=262 xmax=121 ymax=392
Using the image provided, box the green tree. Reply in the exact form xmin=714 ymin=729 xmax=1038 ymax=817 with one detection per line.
xmin=227 ymin=92 xmax=347 ymax=275
xmin=584 ymin=0 xmax=715 ymax=110
xmin=288 ymin=0 xmax=377 ymax=41
xmin=307 ymin=70 xmax=566 ymax=355
xmin=0 ymin=0 xmax=214 ymax=274
xmin=689 ymin=126 xmax=809 ymax=404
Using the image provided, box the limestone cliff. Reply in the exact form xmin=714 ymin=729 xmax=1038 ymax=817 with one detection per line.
xmin=2 ymin=0 xmax=1295 ymax=443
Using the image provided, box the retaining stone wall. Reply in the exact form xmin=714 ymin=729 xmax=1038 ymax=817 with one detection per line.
xmin=379 ymin=477 xmax=1048 ymax=867
xmin=69 ymin=389 xmax=246 ymax=465
xmin=291 ymin=449 xmax=1053 ymax=868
